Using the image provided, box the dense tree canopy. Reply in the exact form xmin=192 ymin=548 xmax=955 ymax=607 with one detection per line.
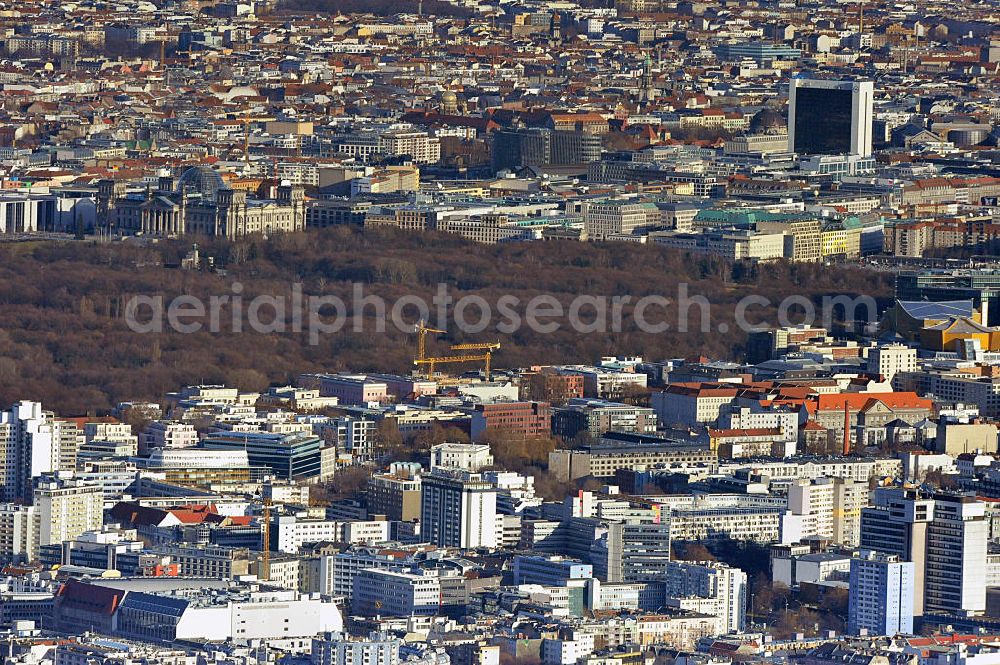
xmin=0 ymin=228 xmax=891 ymax=414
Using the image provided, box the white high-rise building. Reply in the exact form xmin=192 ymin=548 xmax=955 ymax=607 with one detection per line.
xmin=52 ymin=419 xmax=82 ymax=474
xmin=0 ymin=401 xmax=62 ymax=502
xmin=788 ymin=478 xmax=835 ymax=539
xmin=420 ymin=469 xmax=498 ymax=549
xmin=34 ymin=477 xmax=104 ymax=547
xmin=833 ymin=478 xmax=869 ymax=547
xmin=788 ymin=477 xmax=869 ymax=546
xmin=789 ymin=78 xmax=874 ymax=157
xmin=0 ymin=503 xmax=40 ymax=563
xmin=860 ymin=487 xmax=934 ymax=616
xmin=923 ymin=494 xmax=987 ymax=616
xmin=861 ymin=489 xmax=987 ymax=617
xmin=848 ymin=550 xmax=914 ymax=636
xmin=868 ymin=345 xmax=918 ymax=386
xmin=661 ymin=560 xmax=747 ymax=633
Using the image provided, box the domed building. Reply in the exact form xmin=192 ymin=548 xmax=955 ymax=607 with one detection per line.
xmin=175 ymin=165 xmax=227 ymax=202
xmin=440 ymin=90 xmax=460 ymax=115
xmin=724 ymin=107 xmax=790 ymax=154
xmin=749 ymin=108 xmax=787 ymax=135
xmin=96 ymin=168 xmax=306 ymax=238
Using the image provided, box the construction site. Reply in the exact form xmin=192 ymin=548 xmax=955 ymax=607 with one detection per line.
xmin=413 ymin=320 xmax=501 ymax=383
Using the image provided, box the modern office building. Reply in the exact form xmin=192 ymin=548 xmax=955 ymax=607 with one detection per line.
xmin=923 ymin=494 xmax=987 ymax=616
xmin=0 ymin=191 xmax=79 ymax=234
xmin=351 ymin=568 xmax=441 ymax=617
xmin=469 ymin=401 xmax=552 ymax=441
xmin=38 ymin=529 xmax=146 ymax=573
xmin=491 ymin=128 xmax=602 ymax=171
xmin=142 ymin=447 xmax=253 ymax=487
xmin=581 ymin=200 xmax=662 ymax=241
xmin=306 ymin=199 xmax=373 ymax=228
xmin=714 ymin=41 xmax=801 ymax=64
xmin=327 ymin=548 xmax=415 ymax=600
xmin=317 ymin=416 xmax=378 ymax=462
xmin=788 ymin=78 xmax=874 ymax=157
xmin=609 ymin=522 xmax=674 ymax=583
xmin=367 ymin=468 xmax=422 ymax=522
xmin=551 ymin=399 xmax=658 ymax=439
xmin=513 ymin=555 xmax=594 ymax=586
xmin=859 ymin=487 xmax=934 ymax=616
xmin=860 ymin=488 xmax=988 ymax=618
xmin=201 ymin=431 xmax=323 ymax=481
xmin=848 ymin=550 xmax=915 ymax=636
xmin=661 ymin=561 xmax=747 ymax=633
xmin=420 ymin=470 xmax=498 ymax=549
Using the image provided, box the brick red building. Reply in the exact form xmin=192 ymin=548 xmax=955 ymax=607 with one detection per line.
xmin=520 ymin=369 xmax=585 ymax=404
xmin=470 ymin=401 xmax=552 ymax=441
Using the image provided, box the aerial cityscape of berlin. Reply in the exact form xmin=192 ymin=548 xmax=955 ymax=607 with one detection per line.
xmin=0 ymin=0 xmax=998 ymax=663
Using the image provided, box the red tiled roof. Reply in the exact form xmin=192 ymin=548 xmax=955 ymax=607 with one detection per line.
xmin=814 ymin=392 xmax=933 ymax=412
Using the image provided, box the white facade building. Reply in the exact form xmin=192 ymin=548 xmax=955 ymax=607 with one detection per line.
xmin=312 ymin=632 xmax=401 ymax=665
xmin=34 ymin=479 xmax=103 ymax=547
xmin=924 ymin=494 xmax=988 ymax=616
xmin=352 ymin=569 xmax=441 ymax=617
xmin=420 ymin=470 xmax=498 ymax=549
xmin=0 ymin=401 xmax=62 ymax=502
xmin=141 ymin=421 xmax=199 ymax=451
xmin=848 ymin=550 xmax=914 ymax=636
xmin=430 ymin=443 xmax=494 ymax=472
xmin=661 ymin=561 xmax=747 ymax=633
xmin=276 ymin=516 xmax=390 ymax=553
xmin=868 ymin=344 xmax=918 ymax=385
xmin=0 ymin=503 xmax=39 ymax=562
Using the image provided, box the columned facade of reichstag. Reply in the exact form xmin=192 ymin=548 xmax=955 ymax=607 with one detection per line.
xmin=96 ymin=166 xmax=305 ymax=238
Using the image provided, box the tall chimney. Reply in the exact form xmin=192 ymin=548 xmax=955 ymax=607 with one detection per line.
xmin=843 ymin=402 xmax=852 ymax=455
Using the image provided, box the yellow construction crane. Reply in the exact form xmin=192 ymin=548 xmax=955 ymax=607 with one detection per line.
xmin=449 ymin=342 xmax=500 ymax=351
xmin=414 ymin=342 xmax=501 ymax=380
xmin=415 ymin=320 xmax=446 ymax=364
xmin=260 ymin=497 xmax=272 ymax=582
xmin=413 ymin=321 xmax=501 ymax=380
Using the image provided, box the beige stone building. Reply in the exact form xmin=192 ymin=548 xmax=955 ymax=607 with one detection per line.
xmin=97 ymin=167 xmax=305 ymax=238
